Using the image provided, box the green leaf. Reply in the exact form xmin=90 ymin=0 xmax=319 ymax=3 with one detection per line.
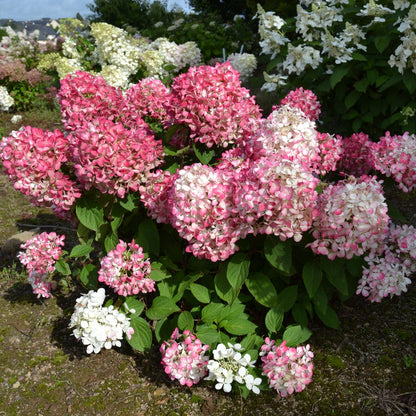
xmin=110 ymin=203 xmax=124 ymax=232
xmin=154 ymin=317 xmax=177 ymax=343
xmin=150 ymin=261 xmax=172 ymax=282
xmin=127 ymin=316 xmax=152 ymax=352
xmin=245 ymin=272 xmax=278 ymax=308
xmin=219 ymin=302 xmax=246 ymax=323
xmin=283 ymin=324 xmax=312 ymax=347
xmin=276 ymin=285 xmax=298 ymax=312
xmin=196 ymin=325 xmax=220 ymax=345
xmin=315 ymin=305 xmax=340 ymax=329
xmin=378 ymin=74 xmax=402 ymax=92
xmin=312 ymin=285 xmax=328 ymax=315
xmin=119 ymin=192 xmax=140 ymax=212
xmin=221 ymin=317 xmax=257 ymax=336
xmin=214 ymin=267 xmax=235 ymax=304
xmin=123 ymin=297 xmax=145 ymax=316
xmin=55 ymin=259 xmax=71 ymax=276
xmin=201 ymin=303 xmax=224 ymax=324
xmin=366 ymin=68 xmax=379 ymax=85
xmin=226 ymin=253 xmax=250 ymax=290
xmin=403 ymin=72 xmax=416 ymax=94
xmin=178 ymin=311 xmax=194 ymax=331
xmin=189 ymin=283 xmax=211 ymax=304
xmin=387 ymin=202 xmax=407 ymax=223
xmin=321 ymin=257 xmax=349 ymax=296
xmin=146 ymin=296 xmax=180 ymax=320
xmin=264 ymin=236 xmax=293 ymax=275
xmin=79 ymin=264 xmax=98 ymax=290
xmin=291 ymin=303 xmax=309 ymax=327
xmin=135 ymin=219 xmax=160 ymax=257
xmin=193 ymin=143 xmax=215 ymax=164
xmin=302 ymin=261 xmax=322 ymax=298
xmin=344 ymin=90 xmax=361 ymax=109
xmin=265 ymin=306 xmax=284 ymax=333
xmin=351 ymin=52 xmax=367 ymax=62
xmin=104 ymin=232 xmax=119 ymax=253
xmin=374 ymin=36 xmax=390 ymax=53
xmin=76 ymin=196 xmax=104 ymax=232
xmin=330 ymin=66 xmax=350 ymax=88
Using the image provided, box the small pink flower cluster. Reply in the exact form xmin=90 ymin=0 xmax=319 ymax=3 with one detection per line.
xmin=98 ymin=239 xmax=155 ymax=296
xmin=357 ymin=223 xmax=416 ymax=302
xmin=260 ymin=338 xmax=313 ymax=397
xmin=160 ymin=328 xmax=210 ymax=387
xmin=277 ymin=87 xmax=321 ymax=121
xmin=167 ymin=62 xmax=262 ymax=148
xmin=58 ymin=71 xmax=124 ymax=131
xmin=18 ymin=232 xmax=65 ymax=298
xmin=69 ymin=117 xmax=164 ymax=198
xmin=309 ymin=176 xmax=389 ymax=259
xmin=0 ymin=126 xmax=81 ymax=216
xmin=372 ymin=131 xmax=416 ymax=192
xmin=336 ymin=132 xmax=375 ymax=177
xmin=313 ymin=132 xmax=342 ymax=175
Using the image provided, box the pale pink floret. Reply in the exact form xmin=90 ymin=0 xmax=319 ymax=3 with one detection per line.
xmin=98 ymin=240 xmax=155 ymax=297
xmin=309 ymin=176 xmax=390 ymax=260
xmin=68 ymin=116 xmax=164 ymax=198
xmin=0 ymin=126 xmax=81 ymax=213
xmin=260 ymin=338 xmax=313 ymax=397
xmin=160 ymin=328 xmax=209 ymax=387
xmin=277 ymin=87 xmax=321 ymax=122
xmin=167 ymin=62 xmax=262 ymax=148
xmin=372 ymin=131 xmax=416 ymax=192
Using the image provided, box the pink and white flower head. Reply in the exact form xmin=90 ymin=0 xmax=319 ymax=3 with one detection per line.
xmin=167 ymin=163 xmax=248 ymax=262
xmin=69 ymin=288 xmax=134 ymax=354
xmin=313 ymin=132 xmax=342 ymax=175
xmin=123 ymin=77 xmax=173 ymax=128
xmin=336 ymin=132 xmax=375 ymax=177
xmin=277 ymin=87 xmax=321 ymax=122
xmin=260 ymin=338 xmax=313 ymax=397
xmin=68 ymin=117 xmax=164 ymax=198
xmin=18 ymin=232 xmax=65 ymax=299
xmin=372 ymin=131 xmax=416 ymax=192
xmin=0 ymin=126 xmax=81 ymax=212
xmin=309 ymin=176 xmax=390 ymax=260
xmin=58 ymin=71 xmax=125 ymax=131
xmin=167 ymin=62 xmax=261 ymax=148
xmin=98 ymin=239 xmax=155 ymax=296
xmin=160 ymin=328 xmax=209 ymax=387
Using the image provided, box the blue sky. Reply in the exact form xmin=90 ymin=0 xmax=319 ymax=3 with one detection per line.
xmin=0 ymin=0 xmax=190 ymax=21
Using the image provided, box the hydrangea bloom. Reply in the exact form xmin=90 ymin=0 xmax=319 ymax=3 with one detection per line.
xmin=58 ymin=71 xmax=125 ymax=131
xmin=0 ymin=126 xmax=81 ymax=213
xmin=167 ymin=62 xmax=261 ymax=148
xmin=260 ymin=338 xmax=313 ymax=397
xmin=160 ymin=328 xmax=209 ymax=387
xmin=226 ymin=53 xmax=257 ymax=83
xmin=313 ymin=132 xmax=342 ymax=175
xmin=69 ymin=288 xmax=134 ymax=354
xmin=0 ymin=85 xmax=14 ymax=111
xmin=372 ymin=131 xmax=416 ymax=192
xmin=68 ymin=117 xmax=164 ymax=198
xmin=205 ymin=343 xmax=262 ymax=394
xmin=337 ymin=132 xmax=375 ymax=177
xmin=309 ymin=176 xmax=389 ymax=259
xmin=18 ymin=232 xmax=65 ymax=298
xmin=98 ymin=240 xmax=154 ymax=296
xmin=277 ymin=87 xmax=321 ymax=122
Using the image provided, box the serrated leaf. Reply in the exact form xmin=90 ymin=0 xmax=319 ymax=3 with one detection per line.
xmin=123 ymin=297 xmax=145 ymax=316
xmin=245 ymin=272 xmax=278 ymax=308
xmin=55 ymin=259 xmax=71 ymax=276
xmin=219 ymin=302 xmax=245 ymax=322
xmin=79 ymin=264 xmax=98 ymax=290
xmin=76 ymin=197 xmax=104 ymax=232
xmin=201 ymin=303 xmax=225 ymax=324
xmin=189 ymin=283 xmax=211 ymax=303
xmin=354 ymin=78 xmax=369 ymax=93
xmin=193 ymin=143 xmax=215 ymax=164
xmin=196 ymin=325 xmax=220 ymax=345
xmin=150 ymin=261 xmax=172 ymax=282
xmin=119 ymin=192 xmax=140 ymax=212
xmin=69 ymin=244 xmax=94 ymax=258
xmin=128 ymin=316 xmax=153 ymax=352
xmin=264 ymin=236 xmax=293 ymax=274
xmin=221 ymin=317 xmax=257 ymax=336
xmin=104 ymin=232 xmax=119 ymax=253
xmin=178 ymin=311 xmax=194 ymax=331
xmin=265 ymin=306 xmax=284 ymax=333
xmin=374 ymin=36 xmax=390 ymax=53
xmin=302 ymin=261 xmax=322 ymax=298
xmin=214 ymin=267 xmax=235 ymax=304
xmin=283 ymin=324 xmax=312 ymax=347
xmin=145 ymin=296 xmax=180 ymax=320
xmin=226 ymin=253 xmax=250 ymax=290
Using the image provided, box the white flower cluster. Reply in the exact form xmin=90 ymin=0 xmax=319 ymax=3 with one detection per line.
xmin=69 ymin=288 xmax=134 ymax=354
xmin=0 ymin=86 xmax=14 ymax=111
xmin=227 ymin=53 xmax=257 ymax=82
xmin=205 ymin=343 xmax=262 ymax=394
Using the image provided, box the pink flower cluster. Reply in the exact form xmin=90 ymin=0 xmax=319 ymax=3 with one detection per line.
xmin=58 ymin=71 xmax=124 ymax=131
xmin=313 ymin=132 xmax=342 ymax=175
xmin=336 ymin=132 xmax=374 ymax=177
xmin=98 ymin=239 xmax=155 ymax=296
xmin=276 ymin=87 xmax=321 ymax=122
xmin=18 ymin=232 xmax=65 ymax=298
xmin=309 ymin=176 xmax=389 ymax=259
xmin=357 ymin=223 xmax=416 ymax=302
xmin=160 ymin=328 xmax=210 ymax=387
xmin=167 ymin=62 xmax=261 ymax=148
xmin=0 ymin=126 xmax=82 ymax=215
xmin=372 ymin=131 xmax=416 ymax=192
xmin=260 ymin=338 xmax=313 ymax=397
xmin=68 ymin=117 xmax=164 ymax=198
